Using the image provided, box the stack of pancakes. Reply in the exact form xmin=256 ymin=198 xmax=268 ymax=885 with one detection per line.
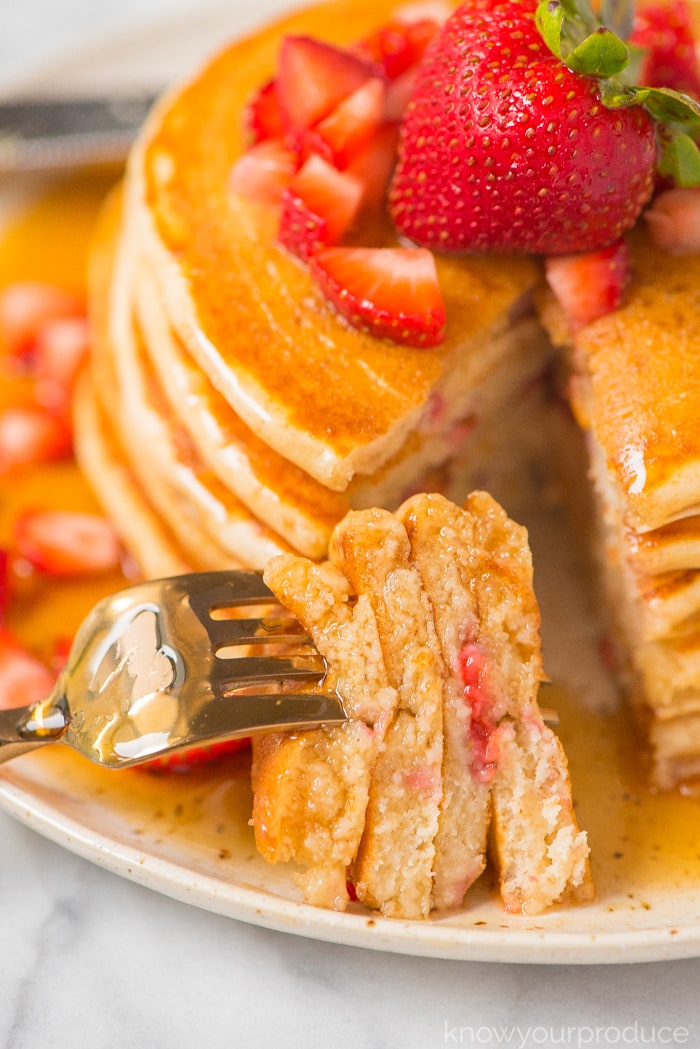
xmin=75 ymin=0 xmax=553 ymax=581
xmin=541 ymin=230 xmax=700 ymax=789
xmin=73 ymin=0 xmax=700 ymax=914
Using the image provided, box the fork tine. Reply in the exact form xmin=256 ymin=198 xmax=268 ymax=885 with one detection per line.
xmin=192 ymin=692 xmax=347 ymax=736
xmin=184 ymin=570 xmax=279 ymax=612
xmin=204 ymin=614 xmax=310 ymax=652
xmin=213 ymin=653 xmax=327 ymax=692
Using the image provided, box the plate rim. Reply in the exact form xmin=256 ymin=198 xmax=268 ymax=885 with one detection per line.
xmin=2 ymin=0 xmax=700 ymax=967
xmin=2 ymin=764 xmax=700 ymax=966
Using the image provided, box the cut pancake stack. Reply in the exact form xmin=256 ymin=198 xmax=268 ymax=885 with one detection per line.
xmin=540 ymin=230 xmax=700 ymax=789
xmin=254 ymin=492 xmax=591 ymax=918
xmin=74 ymin=0 xmax=554 ymax=581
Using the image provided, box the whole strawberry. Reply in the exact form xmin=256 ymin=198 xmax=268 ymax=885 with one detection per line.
xmin=389 ymin=0 xmax=658 ymax=254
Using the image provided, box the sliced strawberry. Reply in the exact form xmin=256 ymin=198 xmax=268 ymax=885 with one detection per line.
xmin=355 ymin=18 xmax=440 ymax=80
xmin=310 ymin=246 xmax=446 ymax=347
xmin=13 ymin=509 xmax=122 ymax=578
xmin=314 ymin=78 xmax=386 ymax=168
xmin=545 ymin=240 xmax=631 ymax=330
xmin=276 ymin=35 xmax=374 ymax=132
xmin=630 ymin=1 xmax=700 ymax=97
xmin=0 ymin=281 xmax=83 ymax=360
xmin=141 ymin=737 xmax=251 ymax=773
xmin=0 ymin=627 xmax=56 ymax=710
xmin=229 ymin=139 xmax=299 ymax=206
xmin=0 ymin=404 xmax=72 ymax=473
xmin=34 ymin=315 xmax=90 ymax=409
xmin=645 ymin=187 xmax=700 ymax=254
xmin=346 ymin=122 xmax=400 ymax=214
xmin=243 ymin=78 xmax=286 ymax=143
xmin=278 ymin=154 xmax=363 ymax=259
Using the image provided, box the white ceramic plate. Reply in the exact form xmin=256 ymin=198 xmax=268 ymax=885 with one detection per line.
xmin=2 ymin=1 xmax=700 ymax=965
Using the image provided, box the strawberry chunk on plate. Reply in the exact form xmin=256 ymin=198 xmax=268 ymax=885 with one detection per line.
xmin=278 ymin=154 xmax=363 ymax=259
xmin=33 ymin=315 xmax=90 ymax=409
xmin=276 ymin=35 xmax=375 ymax=132
xmin=141 ymin=737 xmax=251 ymax=774
xmin=0 ymin=627 xmax=56 ymax=710
xmin=544 ymin=240 xmax=631 ymax=331
xmin=310 ymin=246 xmax=446 ymax=347
xmin=13 ymin=509 xmax=122 ymax=578
xmin=0 ymin=281 xmax=83 ymax=360
xmin=0 ymin=404 xmax=73 ymax=473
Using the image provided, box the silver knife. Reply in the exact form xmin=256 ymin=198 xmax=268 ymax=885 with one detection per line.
xmin=0 ymin=92 xmax=158 ymax=173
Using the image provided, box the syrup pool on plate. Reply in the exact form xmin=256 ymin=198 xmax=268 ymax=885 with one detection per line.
xmin=2 ymin=170 xmax=700 ymax=922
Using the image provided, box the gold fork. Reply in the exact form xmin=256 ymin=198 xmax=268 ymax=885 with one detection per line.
xmin=0 ymin=572 xmax=346 ymax=768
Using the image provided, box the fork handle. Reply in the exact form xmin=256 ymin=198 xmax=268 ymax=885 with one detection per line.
xmin=0 ymin=698 xmax=69 ymax=764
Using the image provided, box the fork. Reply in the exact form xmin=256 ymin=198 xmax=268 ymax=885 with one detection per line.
xmin=0 ymin=92 xmax=157 ymax=173
xmin=0 ymin=572 xmax=347 ymax=768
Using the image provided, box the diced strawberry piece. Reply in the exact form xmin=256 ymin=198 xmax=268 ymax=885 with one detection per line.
xmin=545 ymin=240 xmax=631 ymax=330
xmin=630 ymin=1 xmax=700 ymax=97
xmin=141 ymin=737 xmax=251 ymax=773
xmin=310 ymin=246 xmax=446 ymax=347
xmin=13 ymin=509 xmax=122 ymax=578
xmin=355 ymin=18 xmax=440 ymax=80
xmin=0 ymin=281 xmax=83 ymax=359
xmin=276 ymin=35 xmax=375 ymax=132
xmin=243 ymin=78 xmax=286 ymax=143
xmin=346 ymin=122 xmax=400 ymax=214
xmin=229 ymin=139 xmax=299 ymax=205
xmin=0 ymin=627 xmax=56 ymax=710
xmin=314 ymin=78 xmax=386 ymax=167
xmin=278 ymin=154 xmax=363 ymax=259
xmin=645 ymin=187 xmax=700 ymax=254
xmin=0 ymin=404 xmax=72 ymax=473
xmin=34 ymin=315 xmax=90 ymax=409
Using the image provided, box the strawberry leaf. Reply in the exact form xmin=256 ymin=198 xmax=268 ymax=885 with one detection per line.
xmin=535 ymin=1 xmax=566 ymax=58
xmin=566 ymin=27 xmax=629 ymax=77
xmin=539 ymin=2 xmax=700 ymax=190
xmin=639 ymin=86 xmax=700 ymax=129
xmin=657 ymin=128 xmax=700 ymax=187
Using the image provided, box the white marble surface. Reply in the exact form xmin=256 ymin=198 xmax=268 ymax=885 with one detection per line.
xmin=2 ymin=1 xmax=700 ymax=1045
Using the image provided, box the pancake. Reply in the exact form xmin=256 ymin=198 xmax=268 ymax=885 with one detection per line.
xmin=254 ymin=493 xmax=591 ymax=917
xmin=540 ymin=229 xmax=700 ymax=788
